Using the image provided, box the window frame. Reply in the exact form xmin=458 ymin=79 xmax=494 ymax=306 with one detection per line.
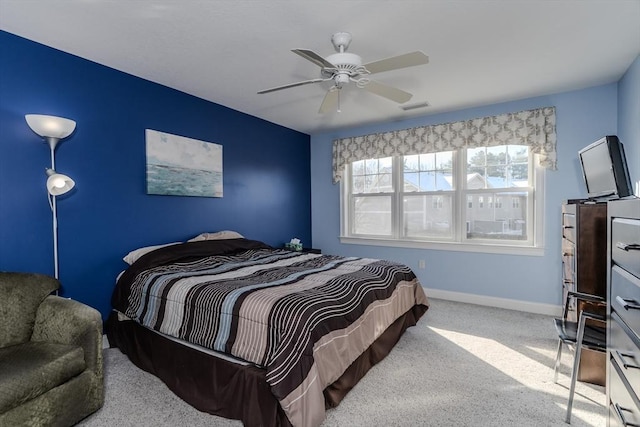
xmin=340 ymin=148 xmax=545 ymax=256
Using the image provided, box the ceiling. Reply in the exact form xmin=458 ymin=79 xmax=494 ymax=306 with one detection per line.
xmin=1 ymin=1 xmax=638 ymax=135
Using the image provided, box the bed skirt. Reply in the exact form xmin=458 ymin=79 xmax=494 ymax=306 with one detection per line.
xmin=105 ymin=303 xmax=427 ymax=427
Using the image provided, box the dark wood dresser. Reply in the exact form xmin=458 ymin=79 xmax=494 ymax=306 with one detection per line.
xmin=606 ymin=198 xmax=640 ymax=427
xmin=562 ymin=201 xmax=608 ymax=384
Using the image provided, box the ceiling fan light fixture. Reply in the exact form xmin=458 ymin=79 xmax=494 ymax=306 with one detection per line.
xmin=334 ymin=73 xmax=350 ymax=87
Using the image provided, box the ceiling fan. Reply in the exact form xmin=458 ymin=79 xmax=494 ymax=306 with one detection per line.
xmin=257 ymin=32 xmax=429 ymax=113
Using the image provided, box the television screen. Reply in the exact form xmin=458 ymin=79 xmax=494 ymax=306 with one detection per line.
xmin=578 ymin=135 xmax=633 ymax=200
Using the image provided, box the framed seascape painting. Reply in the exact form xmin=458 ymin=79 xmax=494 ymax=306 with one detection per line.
xmin=145 ymin=129 xmax=223 ymax=197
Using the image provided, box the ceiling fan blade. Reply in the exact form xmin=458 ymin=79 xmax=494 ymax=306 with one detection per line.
xmin=363 ymin=80 xmax=413 ymax=103
xmin=363 ymin=51 xmax=429 ymax=74
xmin=318 ymin=88 xmax=340 ymax=114
xmin=292 ymin=49 xmax=336 ymax=69
xmin=257 ymin=78 xmax=325 ymax=94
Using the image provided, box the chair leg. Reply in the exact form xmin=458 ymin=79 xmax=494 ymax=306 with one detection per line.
xmin=565 ymin=313 xmax=587 ymax=424
xmin=554 ymin=338 xmax=563 ymax=384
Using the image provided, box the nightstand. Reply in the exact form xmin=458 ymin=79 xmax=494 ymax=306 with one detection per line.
xmin=301 ymin=248 xmax=321 ymax=254
xmin=283 ymin=246 xmax=321 ymax=254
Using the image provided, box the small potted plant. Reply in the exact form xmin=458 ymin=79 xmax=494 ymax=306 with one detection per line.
xmin=285 ymin=238 xmax=303 ymax=251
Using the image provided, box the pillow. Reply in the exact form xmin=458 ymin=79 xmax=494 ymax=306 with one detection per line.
xmin=187 ymin=230 xmax=244 ymax=242
xmin=123 ymin=242 xmax=181 ymax=265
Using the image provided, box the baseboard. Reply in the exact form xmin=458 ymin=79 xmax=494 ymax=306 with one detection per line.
xmin=424 ymin=287 xmax=562 ymax=317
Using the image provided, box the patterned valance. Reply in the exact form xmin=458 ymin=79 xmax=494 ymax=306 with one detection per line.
xmin=332 ymin=106 xmax=556 ymax=183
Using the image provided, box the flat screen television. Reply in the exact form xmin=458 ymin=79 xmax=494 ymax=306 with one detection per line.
xmin=578 ymin=135 xmax=633 ymax=201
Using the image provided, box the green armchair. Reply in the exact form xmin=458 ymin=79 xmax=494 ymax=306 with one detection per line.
xmin=0 ymin=272 xmax=104 ymax=426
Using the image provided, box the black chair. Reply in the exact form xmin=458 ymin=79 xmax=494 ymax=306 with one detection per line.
xmin=553 ymin=291 xmax=607 ymax=424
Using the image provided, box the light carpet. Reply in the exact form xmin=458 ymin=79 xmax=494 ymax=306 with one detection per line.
xmin=78 ymin=298 xmax=605 ymax=426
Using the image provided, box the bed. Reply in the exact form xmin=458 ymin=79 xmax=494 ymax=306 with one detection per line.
xmin=106 ymin=237 xmax=429 ymax=427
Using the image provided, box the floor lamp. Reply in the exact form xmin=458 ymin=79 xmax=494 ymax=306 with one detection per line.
xmin=25 ymin=114 xmax=77 ymax=280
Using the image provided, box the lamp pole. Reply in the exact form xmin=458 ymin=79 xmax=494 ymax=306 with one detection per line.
xmin=48 ymin=138 xmax=60 ymax=279
xmin=25 ymin=114 xmax=77 ymax=281
xmin=51 ymin=192 xmax=60 ymax=279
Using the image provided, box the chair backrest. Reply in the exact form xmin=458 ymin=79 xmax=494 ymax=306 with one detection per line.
xmin=0 ymin=272 xmax=59 ymax=348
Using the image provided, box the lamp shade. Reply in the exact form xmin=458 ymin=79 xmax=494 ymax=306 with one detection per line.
xmin=46 ymin=168 xmax=75 ymax=196
xmin=25 ymin=114 xmax=76 ymax=139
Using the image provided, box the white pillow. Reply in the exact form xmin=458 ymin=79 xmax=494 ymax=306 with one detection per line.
xmin=123 ymin=242 xmax=181 ymax=265
xmin=187 ymin=230 xmax=244 ymax=242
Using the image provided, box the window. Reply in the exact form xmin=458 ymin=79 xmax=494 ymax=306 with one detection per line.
xmin=342 ymin=144 xmax=543 ymax=252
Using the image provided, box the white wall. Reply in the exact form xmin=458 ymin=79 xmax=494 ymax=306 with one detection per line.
xmin=310 ymin=83 xmax=619 ymax=314
xmin=618 ymin=55 xmax=640 ymax=195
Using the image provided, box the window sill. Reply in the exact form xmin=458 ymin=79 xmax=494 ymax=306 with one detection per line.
xmin=339 ymin=236 xmax=545 ymax=256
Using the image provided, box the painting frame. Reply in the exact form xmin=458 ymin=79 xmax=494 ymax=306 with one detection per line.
xmin=145 ymin=129 xmax=223 ymax=198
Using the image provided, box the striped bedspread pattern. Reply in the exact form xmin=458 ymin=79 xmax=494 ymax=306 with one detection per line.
xmin=117 ymin=244 xmax=426 ymax=426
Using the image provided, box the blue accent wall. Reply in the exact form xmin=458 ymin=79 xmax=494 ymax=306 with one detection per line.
xmin=311 ymin=83 xmax=624 ymax=309
xmin=0 ymin=31 xmax=311 ymax=319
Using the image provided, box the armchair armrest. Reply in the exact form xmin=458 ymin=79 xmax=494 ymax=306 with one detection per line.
xmin=31 ymin=296 xmax=103 ymax=379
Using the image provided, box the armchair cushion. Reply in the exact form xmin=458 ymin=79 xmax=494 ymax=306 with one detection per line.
xmin=0 ymin=273 xmax=59 ymax=348
xmin=0 ymin=342 xmax=86 ymax=413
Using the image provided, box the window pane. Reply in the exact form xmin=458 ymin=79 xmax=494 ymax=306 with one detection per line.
xmin=487 ymin=165 xmax=506 ymax=183
xmin=353 ymin=196 xmax=392 ymax=235
xmin=365 ymin=159 xmax=378 ymax=174
xmin=466 ymin=145 xmax=530 ymax=189
xmin=351 ymin=157 xmax=393 ymax=194
xmin=419 ymin=154 xmax=435 ymax=170
xmin=377 ymin=173 xmax=393 ymax=192
xmin=403 ymin=151 xmax=453 ymax=191
xmin=510 ymin=145 xmax=529 ymax=182
xmin=419 ymin=172 xmax=436 ymax=191
xmin=404 ymin=172 xmax=419 ymax=192
xmin=379 ymin=157 xmax=392 ymax=170
xmin=352 ymin=176 xmax=365 ymax=193
xmin=404 ymin=155 xmax=419 ymax=171
xmin=465 ymin=192 xmax=528 ymax=240
xmin=436 ymin=151 xmax=453 ymax=171
xmin=364 ymin=176 xmax=378 ymax=193
xmin=403 ymin=194 xmax=453 ymax=238
xmin=352 ymin=160 xmax=365 ymax=176
xmin=486 ymin=146 xmax=506 ymax=165
xmin=467 ymin=147 xmax=486 ymax=188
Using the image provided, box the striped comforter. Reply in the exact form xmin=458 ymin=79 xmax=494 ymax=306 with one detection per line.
xmin=112 ymin=239 xmax=429 ymax=427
